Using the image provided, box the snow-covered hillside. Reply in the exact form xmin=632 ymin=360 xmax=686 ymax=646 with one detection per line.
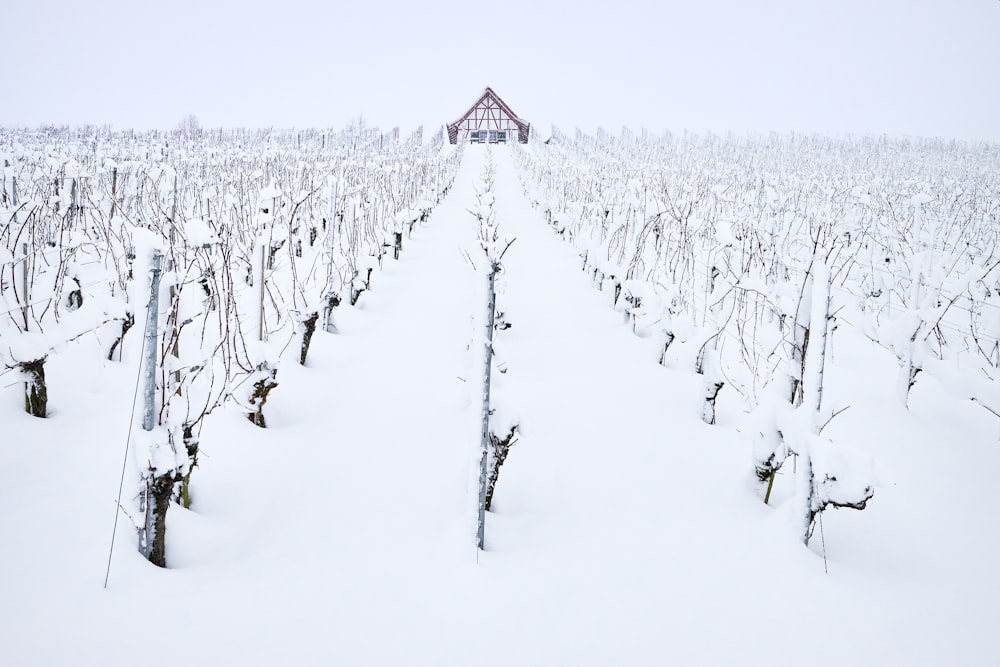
xmin=2 ymin=136 xmax=999 ymax=666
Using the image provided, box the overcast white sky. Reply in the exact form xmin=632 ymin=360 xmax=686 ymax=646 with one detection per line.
xmin=5 ymin=0 xmax=999 ymax=140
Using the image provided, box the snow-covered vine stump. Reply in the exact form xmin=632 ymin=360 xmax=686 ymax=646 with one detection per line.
xmin=19 ymin=358 xmax=48 ymax=418
xmin=141 ymin=469 xmax=181 ymax=568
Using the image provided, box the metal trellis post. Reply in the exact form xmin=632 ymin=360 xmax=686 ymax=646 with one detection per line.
xmin=142 ymin=251 xmax=162 ymax=432
xmin=477 ymin=263 xmax=497 ymax=551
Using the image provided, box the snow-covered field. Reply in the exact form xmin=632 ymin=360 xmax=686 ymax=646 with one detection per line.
xmin=3 ymin=137 xmax=1000 ymax=666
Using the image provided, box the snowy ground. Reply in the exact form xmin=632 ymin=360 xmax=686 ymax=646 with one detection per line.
xmin=2 ymin=145 xmax=999 ymax=666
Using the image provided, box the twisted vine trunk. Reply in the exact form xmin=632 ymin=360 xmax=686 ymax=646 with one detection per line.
xmin=299 ymin=311 xmax=319 ymax=366
xmin=485 ymin=426 xmax=518 ymax=511
xmin=107 ymin=313 xmax=135 ymax=361
xmin=247 ymin=364 xmax=279 ymax=428
xmin=179 ymin=424 xmax=198 ymax=509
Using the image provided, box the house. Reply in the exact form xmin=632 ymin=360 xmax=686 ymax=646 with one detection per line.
xmin=447 ymin=87 xmax=530 ymax=144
